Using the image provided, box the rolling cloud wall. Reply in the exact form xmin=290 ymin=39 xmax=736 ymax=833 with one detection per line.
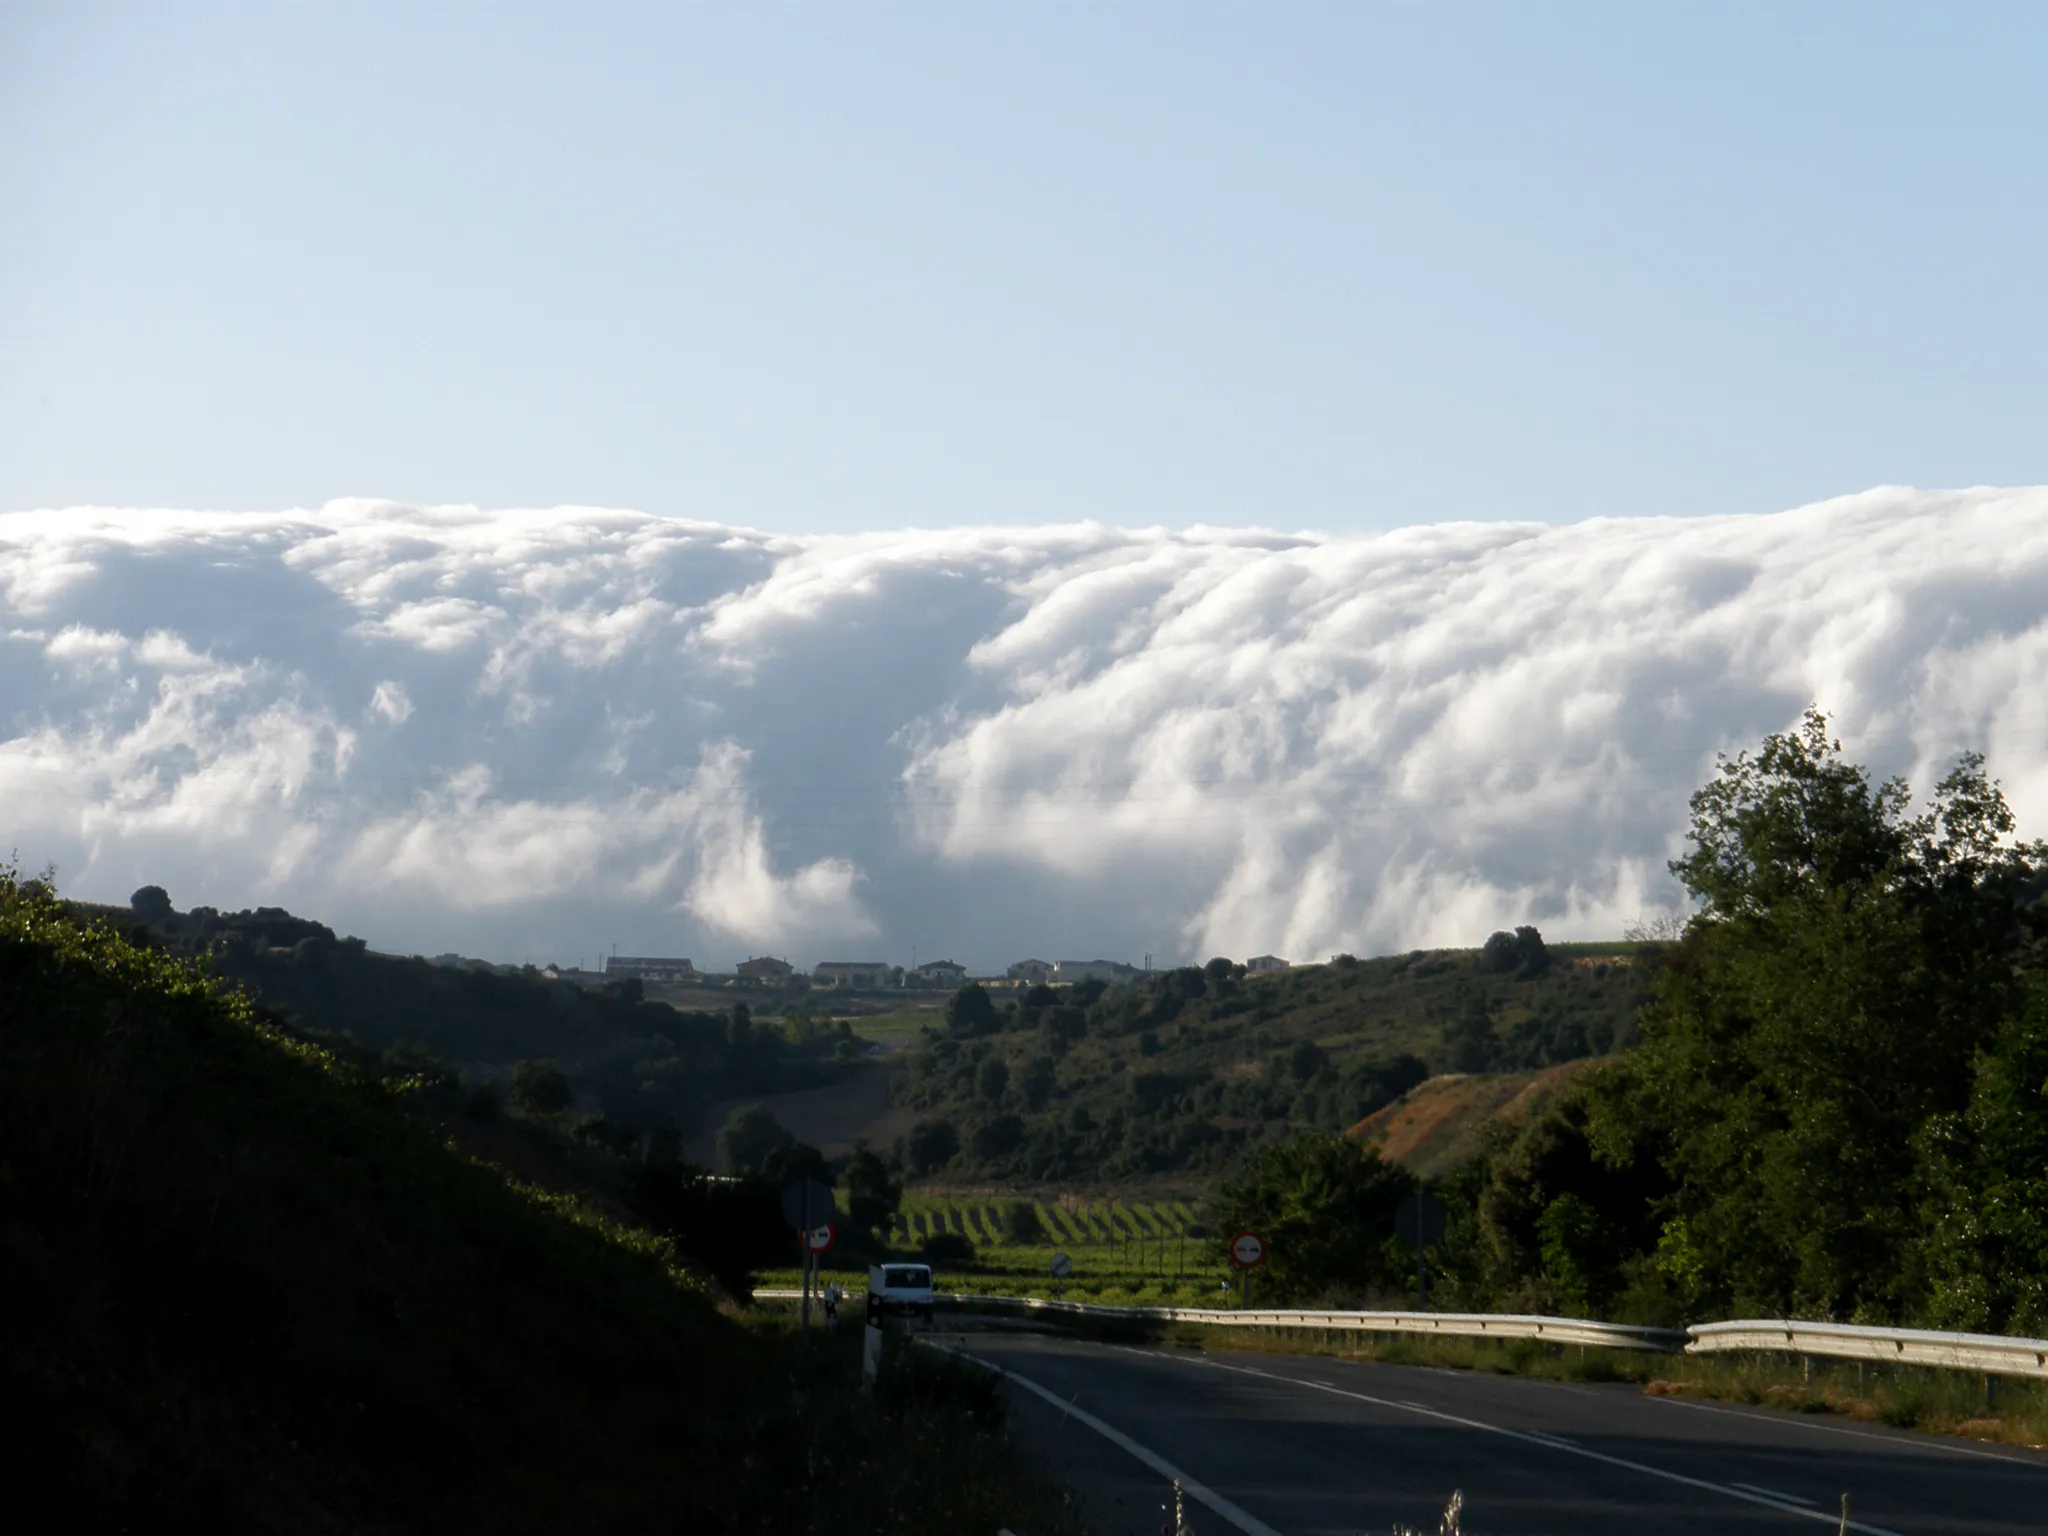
xmin=3 ymin=487 xmax=2046 ymax=969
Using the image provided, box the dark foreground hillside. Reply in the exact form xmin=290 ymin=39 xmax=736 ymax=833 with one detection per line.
xmin=0 ymin=873 xmax=1080 ymax=1535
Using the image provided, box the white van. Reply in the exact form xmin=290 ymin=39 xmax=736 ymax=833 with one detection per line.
xmin=870 ymin=1262 xmax=935 ymax=1325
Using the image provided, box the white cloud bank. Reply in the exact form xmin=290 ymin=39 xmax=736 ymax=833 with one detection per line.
xmin=3 ymin=489 xmax=2047 ymax=968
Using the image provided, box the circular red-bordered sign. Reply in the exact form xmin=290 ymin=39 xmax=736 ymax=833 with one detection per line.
xmin=1229 ymin=1230 xmax=1266 ymax=1269
xmin=803 ymin=1221 xmax=836 ymax=1253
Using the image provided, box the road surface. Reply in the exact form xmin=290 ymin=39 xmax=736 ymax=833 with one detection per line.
xmin=951 ymin=1330 xmax=2048 ymax=1535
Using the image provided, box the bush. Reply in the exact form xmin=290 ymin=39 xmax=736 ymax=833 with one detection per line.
xmin=509 ymin=1058 xmax=574 ymax=1116
xmin=1002 ymin=1201 xmax=1046 ymax=1244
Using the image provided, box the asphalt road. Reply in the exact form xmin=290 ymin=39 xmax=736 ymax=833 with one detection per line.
xmin=949 ymin=1330 xmax=2048 ymax=1535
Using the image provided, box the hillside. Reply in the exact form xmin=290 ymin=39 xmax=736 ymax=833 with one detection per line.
xmin=1348 ymin=1060 xmax=1599 ymax=1179
xmin=76 ymin=892 xmax=855 ymax=1147
xmin=0 ymin=873 xmax=1079 ymax=1533
xmin=892 ymin=930 xmax=1659 ymax=1184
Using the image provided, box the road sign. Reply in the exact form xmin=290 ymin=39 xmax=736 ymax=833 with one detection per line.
xmin=1229 ymin=1230 xmax=1266 ymax=1269
xmin=1050 ymin=1252 xmax=1074 ymax=1279
xmin=780 ymin=1176 xmax=839 ymax=1230
xmin=804 ymin=1221 xmax=836 ymax=1254
xmin=1395 ymin=1193 xmax=1448 ymax=1250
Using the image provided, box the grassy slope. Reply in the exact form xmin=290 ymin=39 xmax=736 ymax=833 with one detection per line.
xmin=1349 ymin=1060 xmax=1600 ymax=1180
xmin=0 ymin=882 xmax=1080 ymax=1535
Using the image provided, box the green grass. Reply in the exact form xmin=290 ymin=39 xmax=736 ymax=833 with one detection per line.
xmin=842 ymin=1009 xmax=940 ymax=1042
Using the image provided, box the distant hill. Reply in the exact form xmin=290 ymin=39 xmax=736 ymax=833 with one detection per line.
xmin=69 ymin=893 xmax=851 ymax=1145
xmin=1348 ymin=1060 xmax=1600 ymax=1180
xmin=892 ymin=931 xmax=1660 ymax=1185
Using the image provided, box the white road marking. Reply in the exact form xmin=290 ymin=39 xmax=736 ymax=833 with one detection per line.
xmin=1645 ymin=1391 xmax=2048 ymax=1469
xmin=951 ymin=1348 xmax=1284 ymax=1536
xmin=1733 ymin=1482 xmax=1818 ymax=1506
xmin=1184 ymin=1354 xmax=1909 ymax=1536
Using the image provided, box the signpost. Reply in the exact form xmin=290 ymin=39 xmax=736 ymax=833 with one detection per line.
xmin=780 ymin=1177 xmax=841 ymax=1340
xmin=1395 ymin=1192 xmax=1448 ymax=1311
xmin=1050 ymin=1250 xmax=1073 ymax=1301
xmin=1229 ymin=1229 xmax=1266 ymax=1309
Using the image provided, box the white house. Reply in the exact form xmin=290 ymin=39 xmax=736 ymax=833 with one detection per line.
xmin=1245 ymin=954 xmax=1290 ymax=973
xmin=1006 ymin=958 xmax=1056 ymax=983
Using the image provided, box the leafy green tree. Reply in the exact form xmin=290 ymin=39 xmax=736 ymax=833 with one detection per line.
xmin=1002 ymin=1200 xmax=1046 ymax=1244
xmin=843 ymin=1141 xmax=902 ymax=1238
xmin=1914 ymin=979 xmax=2048 ymax=1331
xmin=975 ymin=1056 xmax=1009 ymax=1103
xmin=1019 ymin=1054 xmax=1057 ymax=1110
xmin=1590 ymin=709 xmax=2043 ymax=1321
xmin=716 ymin=1103 xmax=793 ymax=1173
xmin=760 ymin=1139 xmax=829 ymax=1189
xmin=907 ymin=1117 xmax=959 ymax=1175
xmin=129 ymin=885 xmax=173 ymax=924
xmin=508 ymin=1058 xmax=573 ymax=1116
xmin=946 ymin=983 xmax=998 ymax=1036
xmin=1443 ymin=994 xmax=1498 ymax=1074
xmin=1211 ymin=1133 xmax=1414 ymax=1301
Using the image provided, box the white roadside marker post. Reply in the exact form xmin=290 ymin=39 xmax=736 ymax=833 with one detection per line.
xmin=863 ymin=1264 xmax=884 ymax=1391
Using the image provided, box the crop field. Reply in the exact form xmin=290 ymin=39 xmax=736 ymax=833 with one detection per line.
xmin=767 ymin=1194 xmax=1245 ymax=1307
xmin=894 ymin=1194 xmax=1200 ymax=1248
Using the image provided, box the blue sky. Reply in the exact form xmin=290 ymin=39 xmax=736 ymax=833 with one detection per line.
xmin=4 ymin=2 xmax=2045 ymax=535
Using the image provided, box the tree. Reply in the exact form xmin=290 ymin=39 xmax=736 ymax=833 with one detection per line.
xmin=716 ymin=1103 xmax=793 ymax=1174
xmin=1020 ymin=1054 xmax=1058 ymax=1110
xmin=1002 ymin=1200 xmax=1046 ymax=1244
xmin=760 ymin=1139 xmax=829 ymax=1189
xmin=906 ymin=1117 xmax=959 ymax=1175
xmin=1590 ymin=708 xmax=2044 ymax=1321
xmin=1443 ymin=995 xmax=1498 ymax=1074
xmin=1479 ymin=925 xmax=1548 ymax=977
xmin=946 ymin=983 xmax=998 ymax=1037
xmin=1211 ymin=1133 xmax=1414 ymax=1302
xmin=843 ymin=1141 xmax=902 ymax=1238
xmin=129 ymin=885 xmax=173 ymax=924
xmin=508 ymin=1058 xmax=573 ymax=1116
xmin=975 ymin=1057 xmax=1010 ymax=1103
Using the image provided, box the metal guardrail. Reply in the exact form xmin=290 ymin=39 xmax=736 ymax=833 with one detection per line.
xmin=757 ymin=1287 xmax=2048 ymax=1377
xmin=938 ymin=1292 xmax=1689 ymax=1352
xmin=754 ymin=1288 xmax=1684 ymax=1351
xmin=1688 ymin=1319 xmax=2048 ymax=1378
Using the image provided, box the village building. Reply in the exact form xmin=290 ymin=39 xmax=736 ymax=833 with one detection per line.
xmin=907 ymin=959 xmax=968 ymax=987
xmin=1054 ymin=958 xmax=1142 ymax=984
xmin=1245 ymin=954 xmax=1290 ymax=973
xmin=604 ymin=955 xmax=695 ymax=982
xmin=736 ymin=955 xmax=795 ymax=982
xmin=1006 ymin=958 xmax=1056 ymax=983
xmin=814 ymin=960 xmax=891 ymax=988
